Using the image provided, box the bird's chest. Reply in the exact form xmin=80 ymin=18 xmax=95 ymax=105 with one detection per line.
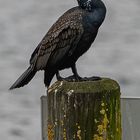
xmin=83 ymin=8 xmax=105 ymax=31
xmin=76 ymin=30 xmax=98 ymax=54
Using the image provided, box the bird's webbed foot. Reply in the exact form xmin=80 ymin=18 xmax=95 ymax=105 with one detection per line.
xmin=81 ymin=76 xmax=101 ymax=81
xmin=71 ymin=64 xmax=101 ymax=81
xmin=56 ymin=71 xmax=101 ymax=82
xmin=56 ymin=71 xmax=82 ymax=82
xmin=64 ymin=75 xmax=82 ymax=82
xmin=65 ymin=75 xmax=101 ymax=82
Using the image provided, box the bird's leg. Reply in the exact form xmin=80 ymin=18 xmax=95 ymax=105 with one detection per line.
xmin=56 ymin=65 xmax=81 ymax=82
xmin=56 ymin=70 xmax=77 ymax=82
xmin=71 ymin=64 xmax=82 ymax=81
xmin=56 ymin=71 xmax=63 ymax=81
xmin=72 ymin=64 xmax=101 ymax=81
xmin=56 ymin=64 xmax=101 ymax=82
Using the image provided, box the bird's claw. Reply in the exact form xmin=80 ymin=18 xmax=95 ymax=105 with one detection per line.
xmin=82 ymin=76 xmax=101 ymax=81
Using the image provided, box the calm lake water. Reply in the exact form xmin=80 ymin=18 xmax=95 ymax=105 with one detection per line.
xmin=0 ymin=0 xmax=140 ymax=139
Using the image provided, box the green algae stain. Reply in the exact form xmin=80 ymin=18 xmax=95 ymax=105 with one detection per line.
xmin=93 ymin=101 xmax=109 ymax=140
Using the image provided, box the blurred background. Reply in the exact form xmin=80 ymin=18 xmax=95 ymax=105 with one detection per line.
xmin=0 ymin=0 xmax=140 ymax=139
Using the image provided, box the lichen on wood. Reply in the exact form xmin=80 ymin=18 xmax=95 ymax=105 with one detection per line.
xmin=41 ymin=78 xmax=122 ymax=140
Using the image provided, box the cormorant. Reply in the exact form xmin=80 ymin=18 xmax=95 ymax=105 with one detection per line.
xmin=10 ymin=0 xmax=106 ymax=90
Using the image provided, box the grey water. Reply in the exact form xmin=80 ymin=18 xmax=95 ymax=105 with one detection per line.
xmin=0 ymin=0 xmax=140 ymax=139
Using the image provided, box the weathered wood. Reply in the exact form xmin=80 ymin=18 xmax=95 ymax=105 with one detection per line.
xmin=41 ymin=78 xmax=122 ymax=140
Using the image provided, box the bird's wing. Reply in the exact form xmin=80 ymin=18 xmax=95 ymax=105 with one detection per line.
xmin=30 ymin=8 xmax=84 ymax=70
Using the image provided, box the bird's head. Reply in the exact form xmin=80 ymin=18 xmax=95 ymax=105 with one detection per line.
xmin=77 ymin=0 xmax=98 ymax=11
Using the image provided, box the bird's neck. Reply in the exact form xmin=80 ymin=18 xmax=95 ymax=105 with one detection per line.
xmin=78 ymin=0 xmax=105 ymax=12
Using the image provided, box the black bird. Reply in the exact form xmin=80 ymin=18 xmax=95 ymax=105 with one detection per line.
xmin=10 ymin=0 xmax=106 ymax=90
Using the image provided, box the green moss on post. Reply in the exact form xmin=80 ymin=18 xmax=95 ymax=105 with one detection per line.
xmin=41 ymin=78 xmax=122 ymax=140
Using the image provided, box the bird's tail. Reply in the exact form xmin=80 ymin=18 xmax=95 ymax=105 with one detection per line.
xmin=9 ymin=66 xmax=36 ymax=90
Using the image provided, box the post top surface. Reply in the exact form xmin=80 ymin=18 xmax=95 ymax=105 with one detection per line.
xmin=48 ymin=78 xmax=120 ymax=94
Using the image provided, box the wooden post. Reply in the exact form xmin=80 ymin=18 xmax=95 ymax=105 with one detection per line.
xmin=41 ymin=78 xmax=122 ymax=140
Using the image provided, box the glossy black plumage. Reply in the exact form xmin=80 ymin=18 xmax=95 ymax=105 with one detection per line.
xmin=10 ymin=0 xmax=106 ymax=90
